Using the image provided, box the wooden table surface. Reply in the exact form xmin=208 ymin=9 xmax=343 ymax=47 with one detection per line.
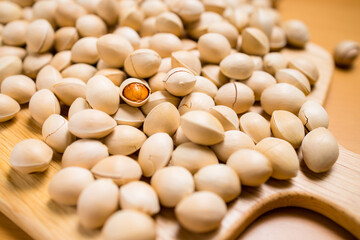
xmin=0 ymin=0 xmax=359 ymax=239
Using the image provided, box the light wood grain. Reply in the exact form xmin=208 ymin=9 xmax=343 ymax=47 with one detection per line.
xmin=1 ymin=42 xmax=359 ymax=240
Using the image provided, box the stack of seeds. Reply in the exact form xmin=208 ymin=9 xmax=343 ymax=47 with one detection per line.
xmin=0 ymin=0 xmax=340 ymax=239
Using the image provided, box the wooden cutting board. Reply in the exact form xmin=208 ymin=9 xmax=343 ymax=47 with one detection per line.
xmin=0 ymin=43 xmax=359 ymax=240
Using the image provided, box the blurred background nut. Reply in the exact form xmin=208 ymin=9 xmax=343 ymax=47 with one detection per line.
xmin=283 ymin=19 xmax=310 ymax=48
xmin=76 ymin=14 xmax=107 ymax=38
xmin=2 ymin=20 xmax=28 ymax=46
xmin=54 ymin=27 xmax=79 ymax=52
xmin=334 ymin=40 xmax=359 ymax=67
xmin=155 ymin=11 xmax=183 ymax=37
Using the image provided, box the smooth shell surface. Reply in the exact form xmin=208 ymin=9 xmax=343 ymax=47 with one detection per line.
xmin=68 ymin=97 xmax=91 ymax=119
xmin=194 ymin=164 xmax=241 ymax=202
xmin=181 ymin=110 xmax=225 ymax=145
xmin=36 ymin=65 xmax=62 ymax=92
xmin=119 ymin=181 xmax=160 ymax=216
xmin=227 ymin=149 xmax=272 ymax=186
xmin=170 ymin=142 xmax=218 ymax=174
xmin=48 ymin=167 xmax=94 ymax=205
xmin=124 ymin=49 xmax=161 ymax=78
xmin=91 ymin=155 xmax=142 ymax=186
xmin=211 ymin=130 xmax=255 ymax=162
xmin=283 ymin=20 xmax=310 ymax=48
xmin=68 ymin=109 xmax=116 ymax=139
xmin=178 ymin=92 xmax=215 ymax=115
xmin=275 ymin=69 xmax=311 ymax=95
xmin=261 ymin=83 xmax=306 ymax=115
xmin=334 ymin=40 xmax=360 ymax=67
xmin=288 ymin=57 xmax=319 ymax=85
xmin=77 ymin=179 xmax=118 ymax=229
xmin=171 ymin=51 xmax=201 ymax=76
xmin=140 ymin=90 xmax=180 ymax=115
xmin=113 ymin=104 xmax=145 ymax=128
xmin=143 ymin=102 xmax=180 ymax=136
xmin=0 ymin=56 xmax=22 ymax=83
xmin=164 ymin=67 xmax=196 ymax=97
xmin=102 ymin=210 xmax=156 ymax=240
xmin=175 ymin=191 xmax=227 ymax=233
xmin=301 ymin=127 xmax=339 ymax=173
xmin=29 ymin=89 xmax=61 ymax=125
xmin=53 ymin=78 xmax=86 ymax=106
xmin=10 ymin=139 xmax=53 ymax=174
xmin=270 ymin=110 xmax=305 ymax=148
xmin=0 ymin=93 xmax=20 ymax=122
xmin=198 ymin=33 xmax=231 ymax=64
xmin=192 ymin=76 xmax=218 ymax=98
xmin=151 ymin=166 xmax=194 ymax=207
xmin=62 ymin=139 xmax=109 ymax=169
xmin=209 ymin=105 xmax=239 ymax=131
xmin=71 ymin=37 xmax=99 ymax=64
xmin=239 ymin=112 xmax=271 ymax=143
xmin=241 ymin=27 xmax=269 ymax=56
xmin=104 ymin=125 xmax=147 ymax=155
xmin=138 ymin=133 xmax=173 ymax=177
xmin=220 ymin=53 xmax=254 ymax=80
xmin=256 ymin=137 xmax=299 ymax=180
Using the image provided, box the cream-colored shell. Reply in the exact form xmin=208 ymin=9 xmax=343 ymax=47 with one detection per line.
xmin=0 ymin=46 xmax=26 ymax=59
xmin=71 ymin=37 xmax=99 ymax=64
xmin=42 ymin=114 xmax=75 ymax=153
xmin=96 ymin=0 xmax=118 ymax=26
xmin=226 ymin=8 xmax=249 ymax=32
xmin=283 ymin=20 xmax=309 ymax=48
xmin=0 ymin=93 xmax=20 ymax=122
xmin=194 ymin=164 xmax=241 ymax=202
xmin=241 ymin=27 xmax=269 ymax=56
xmin=68 ymin=109 xmax=116 ymax=139
xmin=181 ymin=110 xmax=225 ymax=145
xmin=211 ymin=130 xmax=255 ymax=162
xmin=252 ymin=56 xmax=264 ymax=71
xmin=168 ymin=0 xmax=204 ymax=24
xmin=155 ymin=11 xmax=183 ymax=37
xmin=102 ymin=210 xmax=156 ymax=240
xmin=2 ymin=20 xmax=28 ymax=46
xmin=209 ymin=105 xmax=239 ymax=131
xmin=113 ymin=26 xmax=141 ymax=50
xmin=298 ymin=100 xmax=329 ymax=132
xmin=50 ymin=51 xmax=72 ymax=72
xmin=215 ymin=82 xmax=255 ymax=114
xmin=263 ymin=52 xmax=287 ymax=76
xmin=124 ymin=49 xmax=161 ymax=79
xmin=175 ymin=191 xmax=227 ymax=233
xmin=143 ymin=102 xmax=180 ymax=136
xmin=288 ymin=57 xmax=319 ymax=85
xmin=163 ymin=67 xmax=197 ymax=97
xmin=62 ymin=139 xmax=109 ymax=169
xmin=62 ymin=63 xmax=97 ymax=83
xmin=149 ymin=33 xmax=182 ymax=58
xmin=170 ymin=142 xmax=218 ymax=174
xmin=55 ymin=1 xmax=86 ymax=27
xmin=10 ymin=139 xmax=53 ymax=174
xmin=77 ymin=179 xmax=118 ymax=229
xmin=249 ymin=8 xmax=275 ymax=38
xmin=239 ymin=112 xmax=271 ymax=143
xmin=95 ymin=68 xmax=126 ymax=87
xmin=172 ymin=126 xmax=190 ymax=146
xmin=1 ymin=75 xmax=36 ymax=104
xmin=29 ymin=89 xmax=60 ymax=125
xmin=53 ymin=78 xmax=86 ymax=106
xmin=76 ymin=14 xmax=107 ymax=38
xmin=151 ymin=166 xmax=194 ymax=207
xmin=301 ymin=127 xmax=339 ymax=173
xmin=118 ymin=79 xmax=150 ymax=107
xmin=104 ymin=125 xmax=146 ymax=155
xmin=244 ymin=70 xmax=276 ymax=101
xmin=0 ymin=1 xmax=22 ymax=24
xmin=54 ymin=27 xmax=79 ymax=52
xmin=220 ymin=53 xmax=254 ymax=80
xmin=255 ymin=137 xmax=299 ymax=179
xmin=36 ymin=65 xmax=62 ymax=92
xmin=275 ymin=68 xmax=311 ymax=95
xmin=141 ymin=0 xmax=167 ymax=17
xmin=198 ymin=33 xmax=231 ymax=64
xmin=178 ymin=92 xmax=215 ymax=115
xmin=68 ymin=97 xmax=91 ymax=119
xmin=171 ymin=51 xmax=202 ymax=76
xmin=181 ymin=39 xmax=197 ymax=51
xmin=141 ymin=90 xmax=180 ymax=115
xmin=48 ymin=167 xmax=94 ymax=205
xmin=270 ymin=110 xmax=305 ymax=148
xmin=227 ymin=149 xmax=272 ymax=186
xmin=91 ymin=155 xmax=142 ymax=186
xmin=139 ymin=18 xmax=157 ymax=37
xmin=148 ymin=72 xmax=166 ymax=93
xmin=86 ymin=75 xmax=119 ymax=115
xmin=113 ymin=104 xmax=145 ymax=128
xmin=0 ymin=56 xmax=22 ymax=83
xmin=207 ymin=21 xmax=239 ymax=48
xmin=270 ymin=26 xmax=287 ymax=51
xmin=158 ymin=57 xmax=172 ymax=73
xmin=119 ymin=181 xmax=160 ymax=216
xmin=187 ymin=12 xmax=222 ymax=39
xmin=23 ymin=53 xmax=53 ymax=79
xmin=334 ymin=40 xmax=359 ymax=67
xmin=192 ymin=76 xmax=218 ymax=98
xmin=26 ymin=19 xmax=54 ymax=53
xmin=138 ymin=132 xmax=173 ymax=177
xmin=118 ymin=6 xmax=144 ymax=31
xmin=32 ymin=1 xmax=57 ymax=28
xmin=201 ymin=64 xmax=229 ymax=87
